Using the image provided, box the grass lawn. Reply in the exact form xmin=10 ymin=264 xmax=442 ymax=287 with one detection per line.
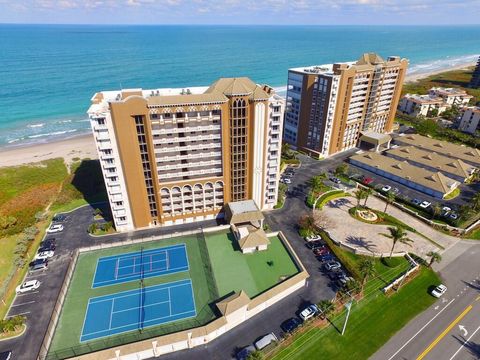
xmin=0 ymin=234 xmax=20 ymax=289
xmin=270 ymin=266 xmax=440 ymax=360
xmin=48 ymin=233 xmax=217 ymax=359
xmin=205 ymin=231 xmax=300 ymax=298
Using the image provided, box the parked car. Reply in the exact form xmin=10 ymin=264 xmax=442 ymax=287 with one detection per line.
xmin=313 ymin=248 xmax=330 ymax=256
xmin=449 ymin=213 xmax=458 ymax=220
xmin=381 ymin=185 xmax=392 ymax=192
xmin=330 ymin=176 xmax=341 ymax=184
xmin=254 ymin=333 xmax=278 ymax=350
xmin=336 ymin=274 xmax=355 ymax=287
xmin=299 ymin=304 xmax=319 ymax=321
xmin=29 ymin=259 xmax=48 ymax=271
xmin=412 ymin=198 xmax=422 ymax=206
xmin=52 ymin=214 xmax=67 ymax=222
xmin=281 ymin=178 xmax=292 ymax=184
xmin=16 ymin=280 xmax=40 ymax=294
xmin=0 ymin=351 xmax=12 ymax=360
xmin=47 ymin=224 xmax=64 ymax=233
xmin=324 ymin=261 xmax=342 ymax=271
xmin=419 ymin=201 xmax=431 ymax=209
xmin=39 ymin=240 xmax=56 ymax=252
xmin=35 ymin=250 xmax=54 ymax=260
xmin=305 ymin=234 xmax=322 ymax=242
xmin=236 ymin=345 xmax=256 ymax=360
xmin=362 ymin=176 xmax=374 ymax=185
xmin=431 ymin=284 xmax=447 ymax=298
xmin=281 ymin=317 xmax=302 ymax=333
xmin=318 ymin=254 xmax=335 ymax=262
xmin=306 ymin=240 xmax=323 ymax=249
xmin=442 ymin=206 xmax=452 ymax=213
xmin=392 ymin=187 xmax=400 ymax=195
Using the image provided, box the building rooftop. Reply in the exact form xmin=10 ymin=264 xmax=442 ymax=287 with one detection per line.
xmin=429 ymin=87 xmax=473 ymax=98
xmin=88 ymin=77 xmax=274 ymax=114
xmin=225 ymin=200 xmax=264 ymax=225
xmin=395 ymin=134 xmax=480 ymax=167
xmin=386 ymin=146 xmax=477 ymax=179
xmin=289 ymin=53 xmax=406 ymax=76
xmin=350 ymin=152 xmax=459 ymax=194
xmin=402 ymin=94 xmax=445 ymax=105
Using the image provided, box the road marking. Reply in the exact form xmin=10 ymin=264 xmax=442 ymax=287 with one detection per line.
xmin=416 ymin=305 xmax=473 ymax=360
xmin=449 ymin=324 xmax=480 ymax=360
xmin=387 ymin=298 xmax=455 ymax=360
xmin=476 ymin=295 xmax=480 ymax=302
xmin=16 ymin=291 xmax=39 ymax=296
xmin=458 ymin=325 xmax=468 ymax=337
xmin=11 ymin=300 xmax=35 ymax=307
xmin=6 ymin=311 xmax=30 ymax=318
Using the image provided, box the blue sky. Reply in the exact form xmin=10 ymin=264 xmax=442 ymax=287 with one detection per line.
xmin=0 ymin=0 xmax=479 ymax=25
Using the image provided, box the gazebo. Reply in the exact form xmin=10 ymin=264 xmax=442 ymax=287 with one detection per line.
xmin=359 ymin=131 xmax=392 ymax=152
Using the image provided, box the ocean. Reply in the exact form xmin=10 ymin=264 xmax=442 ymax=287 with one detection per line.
xmin=0 ymin=24 xmax=479 ymax=147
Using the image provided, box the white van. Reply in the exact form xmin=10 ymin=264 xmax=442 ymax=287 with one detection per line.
xmin=254 ymin=333 xmax=278 ymax=350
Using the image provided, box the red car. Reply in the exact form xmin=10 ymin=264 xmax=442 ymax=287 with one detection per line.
xmin=362 ymin=177 xmax=373 ymax=185
xmin=313 ymin=247 xmax=329 ymax=256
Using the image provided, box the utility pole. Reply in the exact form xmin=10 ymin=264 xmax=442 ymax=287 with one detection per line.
xmin=341 ymin=301 xmax=353 ymax=335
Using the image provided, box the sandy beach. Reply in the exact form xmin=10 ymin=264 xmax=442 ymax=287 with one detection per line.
xmin=0 ymin=61 xmax=476 ymax=169
xmin=0 ymin=134 xmax=97 ymax=168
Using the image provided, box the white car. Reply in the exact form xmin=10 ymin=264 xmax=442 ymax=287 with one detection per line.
xmin=381 ymin=185 xmax=392 ymax=192
xmin=47 ymin=224 xmax=64 ymax=233
xmin=299 ymin=304 xmax=319 ymax=321
xmin=281 ymin=178 xmax=292 ymax=184
xmin=442 ymin=206 xmax=452 ymax=213
xmin=419 ymin=201 xmax=431 ymax=209
xmin=305 ymin=234 xmax=322 ymax=242
xmin=16 ymin=280 xmax=40 ymax=294
xmin=431 ymin=284 xmax=447 ymax=298
xmin=449 ymin=213 xmax=458 ymax=220
xmin=35 ymin=250 xmax=54 ymax=260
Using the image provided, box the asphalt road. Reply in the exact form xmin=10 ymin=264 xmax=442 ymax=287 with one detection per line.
xmin=371 ymin=241 xmax=480 ymax=360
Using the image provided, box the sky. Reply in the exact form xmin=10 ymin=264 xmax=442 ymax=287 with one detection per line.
xmin=0 ymin=0 xmax=479 ymax=25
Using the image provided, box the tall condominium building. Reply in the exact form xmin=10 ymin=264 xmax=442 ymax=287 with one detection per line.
xmin=88 ymin=78 xmax=285 ymax=231
xmin=469 ymin=56 xmax=480 ymax=89
xmin=284 ymin=53 xmax=408 ymax=158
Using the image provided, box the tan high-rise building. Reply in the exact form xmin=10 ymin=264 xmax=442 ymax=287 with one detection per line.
xmin=88 ymin=78 xmax=285 ymax=231
xmin=284 ymin=53 xmax=408 ymax=158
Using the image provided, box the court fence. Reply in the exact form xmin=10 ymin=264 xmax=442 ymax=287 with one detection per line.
xmin=195 ymin=229 xmax=220 ymax=301
xmin=40 ymin=227 xmax=221 ymax=360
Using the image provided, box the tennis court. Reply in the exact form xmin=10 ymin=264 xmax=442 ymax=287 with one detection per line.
xmin=92 ymin=244 xmax=189 ymax=288
xmin=80 ymin=279 xmax=196 ymax=342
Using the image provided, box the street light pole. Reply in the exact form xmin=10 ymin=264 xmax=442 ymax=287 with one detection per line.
xmin=341 ymin=301 xmax=353 ymax=335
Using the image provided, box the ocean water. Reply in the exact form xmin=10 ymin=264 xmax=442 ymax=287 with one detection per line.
xmin=0 ymin=24 xmax=480 ymax=147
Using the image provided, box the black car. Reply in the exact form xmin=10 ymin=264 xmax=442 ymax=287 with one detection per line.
xmin=306 ymin=240 xmax=323 ymax=249
xmin=318 ymin=254 xmax=335 ymax=262
xmin=39 ymin=241 xmax=56 ymax=252
xmin=236 ymin=345 xmax=256 ymax=360
xmin=281 ymin=317 xmax=301 ymax=333
xmin=29 ymin=258 xmax=48 ymax=271
xmin=53 ymin=214 xmax=67 ymax=222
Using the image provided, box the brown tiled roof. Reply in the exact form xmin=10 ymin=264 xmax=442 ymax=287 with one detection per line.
xmin=216 ymin=291 xmax=250 ymax=316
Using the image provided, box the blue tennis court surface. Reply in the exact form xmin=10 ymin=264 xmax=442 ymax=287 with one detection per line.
xmin=80 ymin=279 xmax=196 ymax=342
xmin=92 ymin=244 xmax=189 ymax=288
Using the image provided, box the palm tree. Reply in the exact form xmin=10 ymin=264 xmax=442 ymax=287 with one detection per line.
xmin=358 ymin=258 xmax=375 ymax=286
xmin=459 ymin=204 xmax=474 ymax=222
xmin=426 ymin=251 xmax=442 ymax=267
xmin=363 ymin=188 xmax=373 ymax=207
xmin=380 ymin=226 xmax=414 ymax=258
xmin=317 ymin=300 xmax=335 ymax=319
xmin=354 ymin=188 xmax=367 ymax=208
xmin=472 ymin=191 xmax=480 ymax=211
xmin=432 ymin=204 xmax=442 ymax=220
xmin=310 ymin=175 xmax=324 ymax=193
xmin=384 ymin=191 xmax=396 ymax=213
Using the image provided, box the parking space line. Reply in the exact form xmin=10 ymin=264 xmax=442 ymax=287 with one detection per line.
xmin=26 ymin=272 xmax=48 ymax=278
xmin=16 ymin=291 xmax=39 ymax=296
xmin=11 ymin=300 xmax=35 ymax=307
xmin=7 ymin=311 xmax=30 ymax=318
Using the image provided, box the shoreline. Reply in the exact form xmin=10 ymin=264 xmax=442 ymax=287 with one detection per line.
xmin=0 ymin=60 xmax=477 ymax=168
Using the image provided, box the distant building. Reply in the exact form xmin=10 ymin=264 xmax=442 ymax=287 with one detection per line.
xmin=469 ymin=56 xmax=480 ymax=89
xmin=428 ymin=87 xmax=473 ymax=106
xmin=88 ymin=78 xmax=285 ymax=231
xmin=458 ymin=106 xmax=480 ymax=134
xmin=284 ymin=53 xmax=408 ymax=158
xmin=398 ymin=94 xmax=449 ymax=117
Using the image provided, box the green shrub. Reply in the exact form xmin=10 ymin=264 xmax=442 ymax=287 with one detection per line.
xmin=320 ymin=233 xmax=363 ymax=281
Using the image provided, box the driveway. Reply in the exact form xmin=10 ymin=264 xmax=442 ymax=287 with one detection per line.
xmin=322 ymin=197 xmax=441 ymax=258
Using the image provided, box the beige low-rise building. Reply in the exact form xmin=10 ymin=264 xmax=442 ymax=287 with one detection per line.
xmin=429 ymin=87 xmax=473 ymax=106
xmin=386 ymin=146 xmax=477 ymax=182
xmin=394 ymin=134 xmax=480 ymax=168
xmin=398 ymin=94 xmax=450 ymax=117
xmin=458 ymin=106 xmax=480 ymax=134
xmin=350 ymin=152 xmax=459 ymax=199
